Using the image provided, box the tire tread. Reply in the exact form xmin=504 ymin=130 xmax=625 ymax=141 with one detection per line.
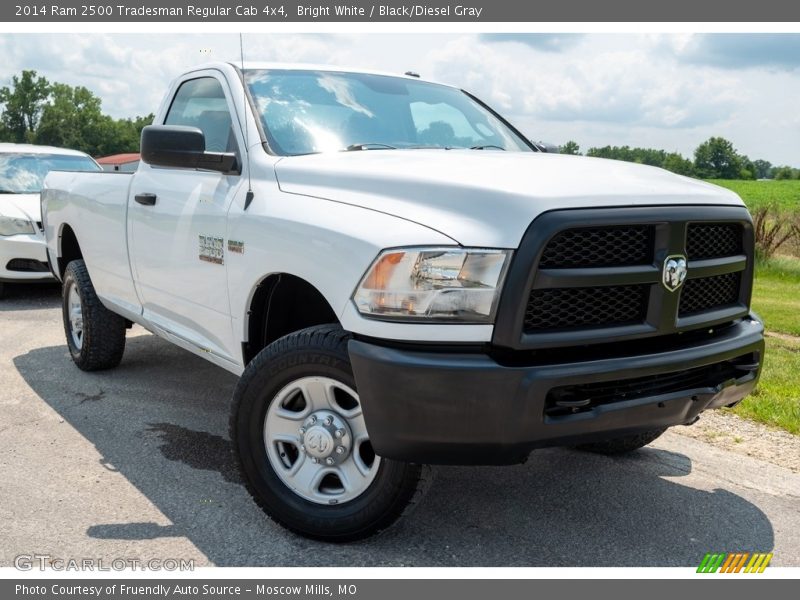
xmin=63 ymin=259 xmax=126 ymax=371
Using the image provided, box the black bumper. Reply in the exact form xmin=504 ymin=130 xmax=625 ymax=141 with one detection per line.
xmin=349 ymin=316 xmax=764 ymax=465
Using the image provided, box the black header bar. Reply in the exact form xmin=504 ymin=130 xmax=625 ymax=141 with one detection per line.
xmin=4 ymin=0 xmax=800 ymax=22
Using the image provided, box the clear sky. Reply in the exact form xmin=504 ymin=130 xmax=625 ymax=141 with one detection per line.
xmin=1 ymin=33 xmax=798 ymax=166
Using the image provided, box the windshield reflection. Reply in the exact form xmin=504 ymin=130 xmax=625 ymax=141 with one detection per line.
xmin=0 ymin=154 xmax=100 ymax=194
xmin=245 ymin=69 xmax=532 ymax=156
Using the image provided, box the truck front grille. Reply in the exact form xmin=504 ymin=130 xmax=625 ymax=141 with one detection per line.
xmin=539 ymin=225 xmax=654 ymax=268
xmin=493 ymin=206 xmax=754 ymax=350
xmin=525 ymin=285 xmax=647 ymax=331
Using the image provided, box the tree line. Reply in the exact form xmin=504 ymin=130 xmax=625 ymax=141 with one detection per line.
xmin=0 ymin=70 xmax=153 ymax=157
xmin=559 ymin=139 xmax=799 ymax=180
xmin=2 ymin=69 xmax=798 ymax=178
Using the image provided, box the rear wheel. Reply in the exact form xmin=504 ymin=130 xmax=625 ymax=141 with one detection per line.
xmin=575 ymin=428 xmax=667 ymax=455
xmin=0 ymin=282 xmax=4 ymax=299
xmin=62 ymin=259 xmax=126 ymax=371
xmin=231 ymin=324 xmax=429 ymax=541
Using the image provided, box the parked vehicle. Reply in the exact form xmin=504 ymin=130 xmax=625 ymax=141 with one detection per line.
xmin=96 ymin=153 xmax=141 ymax=173
xmin=42 ymin=63 xmax=764 ymax=541
xmin=0 ymin=144 xmax=100 ymax=298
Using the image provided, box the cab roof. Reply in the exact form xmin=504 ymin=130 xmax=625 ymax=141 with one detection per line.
xmin=187 ymin=61 xmax=454 ymax=89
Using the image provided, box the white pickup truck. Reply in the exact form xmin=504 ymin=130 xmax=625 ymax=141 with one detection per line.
xmin=43 ymin=62 xmax=764 ymax=541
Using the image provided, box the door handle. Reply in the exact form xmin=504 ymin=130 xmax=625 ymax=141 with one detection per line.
xmin=135 ymin=193 xmax=157 ymax=206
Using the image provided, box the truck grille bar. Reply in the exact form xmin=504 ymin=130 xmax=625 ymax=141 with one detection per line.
xmin=544 ymin=352 xmax=757 ymax=417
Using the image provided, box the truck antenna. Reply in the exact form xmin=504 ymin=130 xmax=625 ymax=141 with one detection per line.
xmin=240 ymin=32 xmax=255 ymax=211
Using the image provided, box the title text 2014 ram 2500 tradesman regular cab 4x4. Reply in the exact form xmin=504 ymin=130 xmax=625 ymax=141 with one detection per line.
xmin=42 ymin=62 xmax=764 ymax=541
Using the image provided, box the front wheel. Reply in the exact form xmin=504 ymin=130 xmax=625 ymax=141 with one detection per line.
xmin=231 ymin=324 xmax=429 ymax=542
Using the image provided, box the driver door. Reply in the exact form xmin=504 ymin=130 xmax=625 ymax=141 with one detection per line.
xmin=127 ymin=72 xmax=244 ymax=363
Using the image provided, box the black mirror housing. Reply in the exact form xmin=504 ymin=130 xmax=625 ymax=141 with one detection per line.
xmin=532 ymin=140 xmax=561 ymax=154
xmin=140 ymin=125 xmax=239 ymax=174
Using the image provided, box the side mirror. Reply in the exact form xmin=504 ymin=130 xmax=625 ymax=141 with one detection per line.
xmin=140 ymin=125 xmax=239 ymax=174
xmin=533 ymin=140 xmax=560 ymax=154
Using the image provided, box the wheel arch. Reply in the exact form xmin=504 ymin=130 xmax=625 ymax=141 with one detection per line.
xmin=57 ymin=223 xmax=83 ymax=278
xmin=243 ymin=273 xmax=340 ymax=365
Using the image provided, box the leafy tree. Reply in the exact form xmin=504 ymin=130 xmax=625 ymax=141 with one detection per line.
xmin=586 ymin=145 xmax=667 ymax=167
xmin=753 ymin=159 xmax=773 ymax=179
xmin=663 ymin=152 xmax=695 ymax=176
xmin=34 ymin=83 xmax=151 ymax=156
xmin=586 ymin=145 xmax=615 ymax=160
xmin=566 ymin=137 xmax=792 ymax=181
xmin=773 ymin=166 xmax=800 ymax=180
xmin=0 ymin=70 xmax=151 ymax=156
xmin=738 ymin=155 xmax=756 ymax=180
xmin=693 ymin=137 xmax=743 ymax=179
xmin=96 ymin=113 xmax=153 ymax=156
xmin=0 ymin=70 xmax=51 ymax=143
xmin=35 ymin=83 xmax=107 ymax=155
xmin=560 ymin=140 xmax=581 ymax=155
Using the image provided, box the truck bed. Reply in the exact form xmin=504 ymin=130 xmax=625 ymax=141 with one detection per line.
xmin=42 ymin=170 xmax=139 ymax=317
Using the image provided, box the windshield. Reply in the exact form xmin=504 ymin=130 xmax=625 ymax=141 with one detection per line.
xmin=244 ymin=69 xmax=533 ymax=156
xmin=0 ymin=153 xmax=101 ymax=194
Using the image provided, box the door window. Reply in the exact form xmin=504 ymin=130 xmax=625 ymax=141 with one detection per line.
xmin=165 ymin=77 xmax=238 ymax=154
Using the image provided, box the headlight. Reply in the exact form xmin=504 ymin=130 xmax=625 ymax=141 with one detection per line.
xmin=353 ymin=247 xmax=512 ymax=322
xmin=0 ymin=216 xmax=35 ymax=236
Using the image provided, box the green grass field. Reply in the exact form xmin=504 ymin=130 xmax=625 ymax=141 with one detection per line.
xmin=752 ymin=257 xmax=800 ymax=336
xmin=735 ymin=335 xmax=800 ymax=435
xmin=698 ymin=179 xmax=800 ymax=434
xmin=708 ymin=178 xmax=800 ymax=212
xmin=742 ymin=257 xmax=800 ymax=433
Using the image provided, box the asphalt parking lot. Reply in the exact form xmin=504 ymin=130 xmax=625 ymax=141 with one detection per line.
xmin=1 ymin=283 xmax=799 ymax=567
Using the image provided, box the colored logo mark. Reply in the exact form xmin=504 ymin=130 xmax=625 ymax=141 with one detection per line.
xmin=697 ymin=552 xmax=773 ymax=573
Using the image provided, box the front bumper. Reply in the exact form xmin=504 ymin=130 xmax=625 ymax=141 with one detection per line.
xmin=0 ymin=233 xmax=54 ymax=283
xmin=349 ymin=316 xmax=764 ymax=465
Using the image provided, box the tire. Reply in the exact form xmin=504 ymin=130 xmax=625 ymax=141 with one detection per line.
xmin=231 ymin=324 xmax=429 ymax=542
xmin=62 ymin=259 xmax=126 ymax=371
xmin=0 ymin=282 xmax=4 ymax=299
xmin=575 ymin=428 xmax=667 ymax=455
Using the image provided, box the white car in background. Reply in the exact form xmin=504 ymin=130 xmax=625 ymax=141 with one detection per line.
xmin=0 ymin=144 xmax=100 ymax=297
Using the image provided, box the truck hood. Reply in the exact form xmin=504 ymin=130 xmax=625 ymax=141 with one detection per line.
xmin=0 ymin=193 xmax=41 ymax=223
xmin=274 ymin=151 xmax=744 ymax=247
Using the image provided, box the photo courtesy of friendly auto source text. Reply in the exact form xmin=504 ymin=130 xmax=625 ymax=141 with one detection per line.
xmin=0 ymin=0 xmax=799 ymax=595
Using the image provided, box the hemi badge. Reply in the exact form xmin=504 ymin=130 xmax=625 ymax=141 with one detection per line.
xmin=228 ymin=240 xmax=245 ymax=254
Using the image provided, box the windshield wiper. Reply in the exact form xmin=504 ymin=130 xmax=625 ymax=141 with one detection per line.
xmin=469 ymin=145 xmax=506 ymax=151
xmin=344 ymin=143 xmax=397 ymax=151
